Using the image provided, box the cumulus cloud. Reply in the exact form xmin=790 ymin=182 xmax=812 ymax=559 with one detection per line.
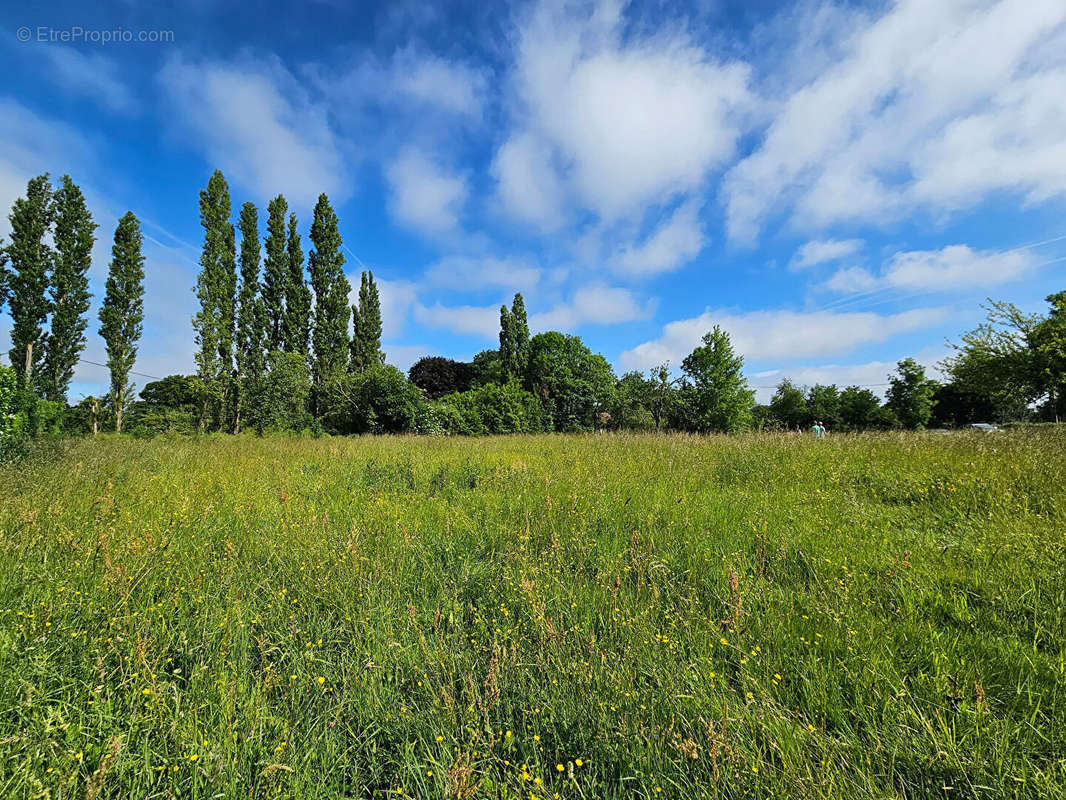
xmin=385 ymin=149 xmax=468 ymax=235
xmin=490 ymin=131 xmax=566 ymax=231
xmin=724 ymin=0 xmax=1066 ymax=241
xmin=791 ymin=238 xmax=863 ymax=270
xmin=159 ymin=54 xmax=347 ymax=208
xmin=619 ymin=306 xmax=946 ymax=371
xmin=413 ymin=285 xmax=653 ymax=340
xmin=413 ymin=301 xmax=501 ymax=339
xmin=424 ymin=256 xmax=541 ymax=293
xmin=495 ymin=0 xmax=752 ymax=224
xmin=612 ymin=202 xmax=707 ymax=277
xmin=529 ymin=285 xmax=654 ymax=331
xmin=825 ymin=244 xmax=1039 ymax=293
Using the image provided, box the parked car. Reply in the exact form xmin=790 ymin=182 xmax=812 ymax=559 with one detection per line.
xmin=969 ymin=423 xmax=1001 ymax=432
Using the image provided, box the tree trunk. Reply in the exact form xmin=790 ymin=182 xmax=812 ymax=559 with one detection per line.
xmin=90 ymin=397 xmax=99 ymax=436
xmin=115 ymin=389 xmax=123 ymax=433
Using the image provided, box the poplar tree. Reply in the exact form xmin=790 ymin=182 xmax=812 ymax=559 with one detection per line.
xmin=43 ymin=175 xmax=95 ymax=402
xmin=308 ymin=193 xmax=351 ymax=412
xmin=0 ymin=246 xmax=9 ymax=317
xmin=192 ymin=170 xmax=237 ymax=430
xmin=6 ymin=174 xmax=53 ymax=390
xmin=234 ymin=201 xmax=265 ymax=432
xmin=98 ymin=212 xmax=144 ymax=433
xmin=283 ymin=213 xmax=311 ymax=357
xmin=499 ymin=304 xmax=515 ymax=379
xmin=511 ymin=292 xmax=530 ymax=375
xmin=261 ymin=195 xmax=288 ymax=351
xmin=349 ymin=271 xmax=383 ymax=371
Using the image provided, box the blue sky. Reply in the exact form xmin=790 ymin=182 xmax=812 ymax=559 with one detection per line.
xmin=2 ymin=0 xmax=1065 ymax=402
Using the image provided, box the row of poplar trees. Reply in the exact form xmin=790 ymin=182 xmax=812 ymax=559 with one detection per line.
xmin=1 ymin=173 xmax=147 ymax=431
xmin=192 ymin=170 xmax=383 ymax=432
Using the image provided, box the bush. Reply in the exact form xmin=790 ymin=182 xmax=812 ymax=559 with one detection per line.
xmin=324 ymin=365 xmax=426 ymax=435
xmin=434 ymin=382 xmax=544 ymax=435
xmin=250 ymin=352 xmax=313 ymax=432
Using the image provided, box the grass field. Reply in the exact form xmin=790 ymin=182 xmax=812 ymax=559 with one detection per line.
xmin=1 ymin=431 xmax=1064 ymax=799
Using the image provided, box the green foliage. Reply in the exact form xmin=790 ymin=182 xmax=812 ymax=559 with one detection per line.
xmin=324 ymin=364 xmax=425 ymax=434
xmin=349 ymin=271 xmax=383 ymax=372
xmin=1032 ymin=290 xmax=1066 ymax=420
xmin=606 ymin=371 xmax=656 ymax=431
xmin=308 ymin=194 xmax=351 ymax=414
xmin=140 ymin=375 xmax=203 ymax=408
xmin=434 ymin=381 xmax=544 ymax=435
xmin=408 ymin=356 xmax=475 ymax=399
xmin=261 ymin=195 xmax=289 ymax=351
xmin=886 ymin=357 xmax=937 ymax=429
xmin=471 ymin=349 xmax=505 ymax=386
xmin=0 ymin=366 xmax=17 ymax=460
xmin=98 ymin=212 xmax=145 ymax=433
xmin=42 ymin=175 xmax=95 ymax=402
xmin=526 ymin=331 xmax=616 ymax=431
xmin=498 ymin=293 xmax=530 ymax=381
xmin=677 ymin=326 xmax=754 ymax=433
xmin=943 ymin=300 xmax=1042 ymax=421
xmin=5 ymin=174 xmax=53 ymax=390
xmin=235 ymin=202 xmax=266 ymax=432
xmin=283 ymin=213 xmax=312 ymax=357
xmin=839 ymin=385 xmax=886 ymax=430
xmin=250 ymin=351 xmax=312 ymax=432
xmin=806 ymin=383 xmax=841 ymax=430
xmin=768 ymin=379 xmax=807 ymax=430
xmin=193 ymin=171 xmax=237 ymax=430
xmin=2 ymin=431 xmax=1065 ymax=797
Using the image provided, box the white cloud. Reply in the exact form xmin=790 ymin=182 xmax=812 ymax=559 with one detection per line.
xmin=529 ymin=285 xmax=654 ymax=331
xmin=826 ymin=244 xmax=1038 ymax=293
xmin=391 ymin=49 xmax=489 ymax=117
xmin=791 ymin=238 xmax=863 ymax=270
xmin=311 ymin=47 xmax=489 ymax=120
xmin=385 ymin=149 xmax=468 ymax=235
xmin=824 ymin=266 xmax=880 ymax=293
xmin=724 ymin=0 xmax=1066 ymax=241
xmin=159 ymin=54 xmax=347 ymax=208
xmin=613 ymin=202 xmax=706 ymax=277
xmin=490 ymin=131 xmax=566 ymax=231
xmin=412 ymin=284 xmax=653 ymax=340
xmin=497 ymin=0 xmax=753 ymax=223
xmin=35 ymin=46 xmax=134 ymax=112
xmin=424 ymin=256 xmax=541 ymax=292
xmin=619 ymin=306 xmax=946 ymax=371
xmin=413 ymin=301 xmax=500 ymax=339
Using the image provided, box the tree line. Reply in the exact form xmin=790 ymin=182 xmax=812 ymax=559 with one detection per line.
xmin=1 ymin=169 xmax=1064 ymax=452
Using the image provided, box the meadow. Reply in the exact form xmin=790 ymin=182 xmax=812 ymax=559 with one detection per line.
xmin=0 ymin=430 xmax=1063 ymax=799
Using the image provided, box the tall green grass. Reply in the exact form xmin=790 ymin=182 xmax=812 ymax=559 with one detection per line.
xmin=1 ymin=430 xmax=1063 ymax=799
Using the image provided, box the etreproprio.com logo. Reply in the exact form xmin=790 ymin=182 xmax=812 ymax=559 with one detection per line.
xmin=16 ymin=26 xmax=175 ymax=44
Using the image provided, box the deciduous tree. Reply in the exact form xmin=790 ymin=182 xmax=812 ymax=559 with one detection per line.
xmin=98 ymin=212 xmax=145 ymax=433
xmin=5 ymin=174 xmax=54 ymax=390
xmin=677 ymin=326 xmax=754 ymax=433
xmin=309 ymin=194 xmax=351 ymax=414
xmin=283 ymin=213 xmax=312 ymax=357
xmin=886 ymin=358 xmax=937 ymax=429
xmin=234 ymin=201 xmax=265 ymax=432
xmin=192 ymin=170 xmax=237 ymax=430
xmin=42 ymin=175 xmax=95 ymax=402
xmin=261 ymin=195 xmax=289 ymax=351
